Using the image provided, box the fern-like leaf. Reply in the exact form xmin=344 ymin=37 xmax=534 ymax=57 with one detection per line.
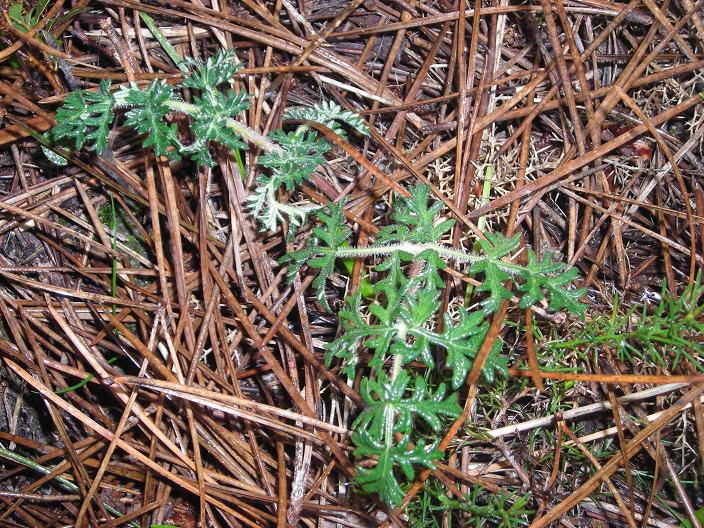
xmin=543 ymin=266 xmax=586 ymax=315
xmin=438 ymin=309 xmax=491 ymax=389
xmin=190 ymin=89 xmax=249 ymax=165
xmin=52 ymin=79 xmax=115 ymax=154
xmin=354 ymin=370 xmax=461 ymax=439
xmin=377 ymin=183 xmax=455 ymax=245
xmin=283 ymin=100 xmax=369 ymax=139
xmin=260 ymin=128 xmax=330 ymax=190
xmin=118 ymin=80 xmax=180 ymax=158
xmin=353 ymin=432 xmax=441 ymax=508
xmin=182 ymin=48 xmax=240 ymax=90
xmin=280 ymin=201 xmax=351 ymax=307
xmin=471 ymin=232 xmax=521 ymax=313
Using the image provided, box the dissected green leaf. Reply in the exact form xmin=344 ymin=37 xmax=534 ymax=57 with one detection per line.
xmin=377 ymin=183 xmax=455 ymax=245
xmin=261 ymin=128 xmax=330 ymax=190
xmin=437 ymin=309 xmax=491 ymax=389
xmin=543 ymin=266 xmax=586 ymax=315
xmin=280 ymin=201 xmax=351 ymax=308
xmin=189 ymin=89 xmax=249 ymax=165
xmin=354 ymin=370 xmax=461 ymax=439
xmin=183 ymin=48 xmax=241 ymax=90
xmin=52 ymin=79 xmax=115 ymax=154
xmin=470 ymin=232 xmax=521 ymax=313
xmin=119 ymin=80 xmax=180 ymax=158
xmin=353 ymin=432 xmax=441 ymax=508
xmin=283 ymin=100 xmax=369 ymax=139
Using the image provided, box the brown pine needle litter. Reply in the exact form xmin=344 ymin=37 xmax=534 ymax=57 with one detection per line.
xmin=0 ymin=0 xmax=704 ymax=526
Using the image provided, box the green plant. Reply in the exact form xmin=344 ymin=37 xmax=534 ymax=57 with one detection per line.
xmin=8 ymin=0 xmax=86 ymax=43
xmin=282 ymin=184 xmax=585 ymax=507
xmin=437 ymin=486 xmax=533 ymax=527
xmin=406 ymin=478 xmax=533 ymax=527
xmin=48 ymin=49 xmax=585 ymax=511
xmin=46 ymin=49 xmax=367 ymax=231
xmin=8 ymin=0 xmax=51 ymax=32
xmin=549 ymin=274 xmax=704 ymax=372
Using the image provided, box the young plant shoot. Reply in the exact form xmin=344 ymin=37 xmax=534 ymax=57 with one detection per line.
xmin=47 ymin=48 xmax=585 ymax=510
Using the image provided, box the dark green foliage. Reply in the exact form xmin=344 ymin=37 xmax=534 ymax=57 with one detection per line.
xmin=551 ymin=273 xmax=704 ymax=372
xmin=50 ymin=49 xmax=370 ymax=232
xmin=354 ymin=371 xmax=462 ymax=437
xmin=52 ymin=79 xmax=115 ymax=154
xmin=189 ymin=89 xmax=249 ymax=165
xmin=260 ymin=129 xmax=331 ymax=189
xmin=280 ymin=200 xmax=351 ymax=309
xmin=281 ymin=183 xmax=585 ymax=508
xmin=439 ymin=308 xmax=504 ymax=388
xmin=377 ymin=183 xmax=455 ymax=245
xmin=470 ymin=232 xmax=521 ymax=313
xmin=353 ymin=432 xmax=442 ymax=508
xmin=283 ymin=100 xmax=370 ymax=139
xmin=119 ymin=80 xmax=180 ymax=158
xmin=50 ymin=48 xmax=583 ymax=512
xmin=182 ymin=49 xmax=241 ymax=90
xmin=437 ymin=486 xmax=533 ymax=527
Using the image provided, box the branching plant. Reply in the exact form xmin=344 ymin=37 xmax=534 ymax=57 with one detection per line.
xmin=549 ymin=275 xmax=704 ymax=372
xmin=283 ymin=184 xmax=585 ymax=506
xmin=48 ymin=48 xmax=586 ymax=511
xmin=46 ymin=49 xmax=367 ymax=232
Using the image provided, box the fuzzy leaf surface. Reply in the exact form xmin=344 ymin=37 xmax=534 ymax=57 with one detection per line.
xmin=182 ymin=49 xmax=241 ymax=89
xmin=189 ymin=89 xmax=249 ymax=165
xmin=283 ymin=100 xmax=369 ymax=139
xmin=120 ymin=80 xmax=180 ymax=158
xmin=52 ymin=79 xmax=115 ymax=154
xmin=260 ymin=129 xmax=330 ymax=190
xmin=280 ymin=202 xmax=351 ymax=308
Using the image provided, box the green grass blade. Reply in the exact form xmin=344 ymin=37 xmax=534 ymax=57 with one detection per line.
xmin=138 ymin=12 xmax=188 ymax=73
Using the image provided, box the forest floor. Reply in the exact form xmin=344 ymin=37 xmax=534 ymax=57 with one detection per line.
xmin=0 ymin=0 xmax=704 ymax=526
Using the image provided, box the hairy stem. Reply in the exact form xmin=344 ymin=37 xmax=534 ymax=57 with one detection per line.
xmin=333 ymin=243 xmax=525 ymax=274
xmin=163 ymin=99 xmax=280 ymax=153
xmin=384 ymin=354 xmax=404 ymax=448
